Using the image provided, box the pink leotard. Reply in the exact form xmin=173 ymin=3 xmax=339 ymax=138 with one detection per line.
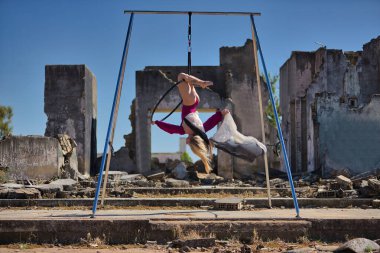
xmin=155 ymin=98 xmax=223 ymax=135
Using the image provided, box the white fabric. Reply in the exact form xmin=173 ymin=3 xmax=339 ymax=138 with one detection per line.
xmin=211 ymin=113 xmax=267 ymax=162
xmin=185 ymin=112 xmax=205 ymax=133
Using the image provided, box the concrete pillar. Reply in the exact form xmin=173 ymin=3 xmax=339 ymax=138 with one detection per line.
xmin=44 ymin=65 xmax=97 ymax=176
xmin=179 ymin=137 xmax=186 ymax=153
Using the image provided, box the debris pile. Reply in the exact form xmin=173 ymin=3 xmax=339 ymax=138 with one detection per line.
xmin=0 ymin=156 xmax=379 ymax=202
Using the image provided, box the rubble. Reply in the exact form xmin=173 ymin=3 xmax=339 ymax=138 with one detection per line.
xmin=3 ymin=188 xmax=41 ymax=199
xmin=373 ymin=199 xmax=380 ymax=208
xmin=170 ymin=238 xmax=216 ymax=249
xmin=172 ymin=162 xmax=188 ymax=180
xmin=102 ymin=171 xmax=129 ymax=181
xmin=49 ymin=178 xmax=78 ymax=191
xmin=336 ymin=175 xmax=353 ymax=190
xmin=165 ymin=178 xmax=190 ymax=188
xmin=368 ymin=178 xmax=380 ymax=192
xmin=0 ymin=154 xmax=379 ymax=200
xmin=1 ymin=183 xmax=24 ymax=189
xmin=77 ymin=187 xmax=95 ymax=198
xmin=146 ymin=171 xmax=165 ymax=181
xmin=334 ymin=238 xmax=380 ymax=253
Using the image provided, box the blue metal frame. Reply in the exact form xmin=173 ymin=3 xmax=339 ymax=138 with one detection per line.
xmin=91 ymin=11 xmax=300 ymax=218
xmin=91 ymin=13 xmax=135 ymax=217
xmin=250 ymin=15 xmax=300 ymax=217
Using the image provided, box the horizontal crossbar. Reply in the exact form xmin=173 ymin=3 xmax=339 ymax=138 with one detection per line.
xmin=124 ymin=10 xmax=261 ymax=16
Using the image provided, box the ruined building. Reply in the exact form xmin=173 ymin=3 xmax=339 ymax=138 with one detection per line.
xmin=280 ymin=36 xmax=380 ymax=176
xmin=0 ymin=65 xmax=97 ymax=180
xmin=125 ymin=39 xmax=279 ymax=179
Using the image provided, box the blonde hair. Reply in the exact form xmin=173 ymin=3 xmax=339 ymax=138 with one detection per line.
xmin=188 ymin=135 xmax=214 ymax=174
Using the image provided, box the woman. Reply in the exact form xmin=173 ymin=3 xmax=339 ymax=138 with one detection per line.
xmin=151 ymin=73 xmax=229 ymax=173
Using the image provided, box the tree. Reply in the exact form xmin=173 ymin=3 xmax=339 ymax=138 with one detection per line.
xmin=0 ymin=106 xmax=13 ymax=137
xmin=262 ymin=74 xmax=282 ymax=156
xmin=263 ymin=74 xmax=281 ymax=129
xmin=180 ymin=151 xmax=193 ymax=164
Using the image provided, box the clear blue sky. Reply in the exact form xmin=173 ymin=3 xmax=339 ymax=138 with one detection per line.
xmin=1 ymin=0 xmax=379 ymax=160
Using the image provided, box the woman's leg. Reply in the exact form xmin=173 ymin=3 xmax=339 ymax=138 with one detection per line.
xmin=176 ymin=73 xmax=213 ymax=105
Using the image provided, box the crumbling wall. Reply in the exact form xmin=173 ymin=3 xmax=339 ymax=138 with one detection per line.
xmin=44 ymin=65 xmax=97 ymax=176
xmin=280 ymin=36 xmax=380 ymax=175
xmin=316 ymin=94 xmax=380 ymax=175
xmin=0 ymin=136 xmax=64 ymax=180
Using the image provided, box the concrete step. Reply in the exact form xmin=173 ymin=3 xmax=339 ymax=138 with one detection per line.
xmin=0 ymin=197 xmax=377 ymax=208
xmin=0 ymin=209 xmax=379 ymax=244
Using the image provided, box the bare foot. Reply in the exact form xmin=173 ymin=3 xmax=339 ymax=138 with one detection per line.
xmin=200 ymin=81 xmax=213 ymax=89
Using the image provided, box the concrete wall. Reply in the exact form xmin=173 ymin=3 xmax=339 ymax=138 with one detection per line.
xmin=133 ymin=40 xmax=273 ymax=179
xmin=0 ymin=136 xmax=63 ymax=180
xmin=44 ymin=65 xmax=97 ymax=176
xmin=316 ymin=94 xmax=380 ymax=175
xmin=280 ymin=36 xmax=380 ymax=175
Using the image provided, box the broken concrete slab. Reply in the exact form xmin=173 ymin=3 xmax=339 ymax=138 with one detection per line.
xmin=146 ymin=171 xmax=165 ymax=181
xmin=336 ymin=175 xmax=353 ymax=190
xmin=172 ymin=162 xmax=188 ymax=180
xmin=6 ymin=188 xmax=41 ymax=199
xmin=31 ymin=184 xmax=63 ymax=194
xmin=50 ymin=179 xmax=78 ymax=191
xmin=170 ymin=238 xmax=216 ymax=248
xmin=165 ymin=178 xmax=190 ymax=188
xmin=119 ymin=174 xmax=144 ymax=182
xmin=102 ymin=171 xmax=129 ymax=181
xmin=368 ymin=178 xmax=380 ymax=192
xmin=1 ymin=183 xmax=24 ymax=189
xmin=373 ymin=199 xmax=380 ymax=208
xmin=353 ymin=180 xmax=368 ymax=189
xmin=76 ymin=187 xmax=95 ymax=198
xmin=334 ymin=238 xmax=380 ymax=253
xmin=197 ymin=173 xmax=224 ymax=185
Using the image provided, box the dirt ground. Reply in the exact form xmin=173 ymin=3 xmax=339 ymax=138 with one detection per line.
xmin=0 ymin=240 xmax=341 ymax=253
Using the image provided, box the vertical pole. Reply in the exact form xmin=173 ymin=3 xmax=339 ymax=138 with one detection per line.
xmin=91 ymin=13 xmax=135 ymax=217
xmin=188 ymin=12 xmax=192 ymax=74
xmin=250 ymin=15 xmax=300 ymax=217
xmin=100 ymin=79 xmax=123 ymax=205
xmin=250 ymin=25 xmax=272 ymax=208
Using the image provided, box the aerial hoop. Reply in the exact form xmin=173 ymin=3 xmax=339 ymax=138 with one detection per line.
xmin=150 ymin=80 xmax=183 ymax=122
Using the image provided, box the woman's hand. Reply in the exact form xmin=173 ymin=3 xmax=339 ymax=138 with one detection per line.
xmin=221 ymin=109 xmax=230 ymax=116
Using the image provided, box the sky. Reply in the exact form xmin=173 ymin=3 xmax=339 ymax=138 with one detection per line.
xmin=1 ymin=0 xmax=379 ymax=161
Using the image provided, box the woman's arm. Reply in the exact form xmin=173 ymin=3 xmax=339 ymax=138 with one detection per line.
xmin=203 ymin=109 xmax=229 ymax=132
xmin=177 ymin=73 xmax=213 ymax=89
xmin=154 ymin=120 xmax=185 ymax=135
